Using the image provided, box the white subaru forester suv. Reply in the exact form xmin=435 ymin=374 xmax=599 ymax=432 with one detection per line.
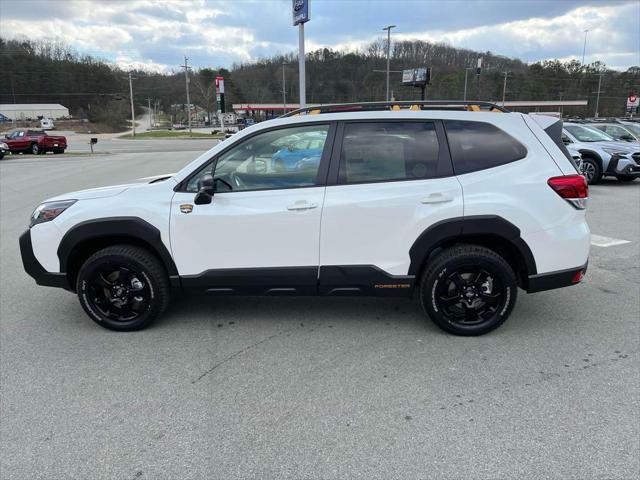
xmin=20 ymin=101 xmax=590 ymax=336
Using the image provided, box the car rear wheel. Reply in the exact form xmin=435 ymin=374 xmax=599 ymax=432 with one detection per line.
xmin=31 ymin=143 xmax=41 ymax=155
xmin=419 ymin=244 xmax=517 ymax=336
xmin=53 ymin=148 xmax=64 ymax=154
xmin=580 ymin=157 xmax=601 ymax=184
xmin=76 ymin=245 xmax=170 ymax=331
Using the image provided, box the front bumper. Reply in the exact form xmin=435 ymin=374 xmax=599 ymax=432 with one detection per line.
xmin=526 ymin=262 xmax=588 ymax=293
xmin=619 ymin=164 xmax=640 ymax=176
xmin=19 ymin=229 xmax=71 ymax=290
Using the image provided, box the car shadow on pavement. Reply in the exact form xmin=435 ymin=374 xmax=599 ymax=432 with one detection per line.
xmin=156 ymin=294 xmax=439 ymax=333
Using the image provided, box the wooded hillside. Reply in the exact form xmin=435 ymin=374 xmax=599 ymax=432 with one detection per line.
xmin=2 ymin=37 xmax=638 ymax=129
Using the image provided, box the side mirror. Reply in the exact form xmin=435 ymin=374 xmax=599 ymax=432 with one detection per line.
xmin=194 ymin=188 xmax=213 ymax=205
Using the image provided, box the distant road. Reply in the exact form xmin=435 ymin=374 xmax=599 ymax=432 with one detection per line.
xmin=65 ymin=135 xmax=220 ymax=154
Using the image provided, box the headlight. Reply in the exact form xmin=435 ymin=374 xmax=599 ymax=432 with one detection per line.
xmin=30 ymin=200 xmax=76 ymax=228
xmin=602 ymin=147 xmax=629 ymax=156
xmin=0 ymin=142 xmax=7 ymax=149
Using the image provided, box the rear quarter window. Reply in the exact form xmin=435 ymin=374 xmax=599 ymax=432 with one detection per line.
xmin=444 ymin=120 xmax=527 ymax=175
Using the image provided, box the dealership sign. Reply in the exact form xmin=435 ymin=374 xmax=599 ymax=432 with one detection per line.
xmin=402 ymin=68 xmax=431 ymax=86
xmin=292 ymin=0 xmax=309 ymax=25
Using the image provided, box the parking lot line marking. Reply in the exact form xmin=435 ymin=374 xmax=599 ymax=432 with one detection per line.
xmin=590 ymin=234 xmax=631 ymax=247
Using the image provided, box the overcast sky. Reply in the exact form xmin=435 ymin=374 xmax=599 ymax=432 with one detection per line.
xmin=1 ymin=0 xmax=638 ymax=72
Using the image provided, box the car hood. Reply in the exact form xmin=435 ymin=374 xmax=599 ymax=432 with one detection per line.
xmin=45 ymin=183 xmax=133 ymax=202
xmin=587 ymin=141 xmax=639 ymax=152
xmin=43 ymin=173 xmax=178 ymax=203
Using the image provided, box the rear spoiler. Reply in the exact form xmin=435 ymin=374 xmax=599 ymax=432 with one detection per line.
xmin=528 ymin=115 xmax=574 ymax=164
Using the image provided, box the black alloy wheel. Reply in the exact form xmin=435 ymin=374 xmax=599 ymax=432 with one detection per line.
xmin=420 ymin=244 xmax=517 ymax=336
xmin=86 ymin=264 xmax=151 ymax=322
xmin=434 ymin=267 xmax=506 ymax=326
xmin=77 ymin=245 xmax=170 ymax=331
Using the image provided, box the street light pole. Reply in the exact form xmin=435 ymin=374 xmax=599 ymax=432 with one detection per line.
xmin=594 ymin=70 xmax=603 ymax=118
xmin=581 ymin=29 xmax=589 ymax=65
xmin=382 ymin=25 xmax=396 ymax=102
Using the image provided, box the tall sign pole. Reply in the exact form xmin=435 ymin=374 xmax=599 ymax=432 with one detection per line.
xmin=216 ymin=76 xmax=225 ymax=132
xmin=293 ymin=0 xmax=310 ymax=108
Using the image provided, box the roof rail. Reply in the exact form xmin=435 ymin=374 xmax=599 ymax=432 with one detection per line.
xmin=280 ymin=100 xmax=510 ymax=117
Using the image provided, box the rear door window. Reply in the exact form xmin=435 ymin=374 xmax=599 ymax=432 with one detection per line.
xmin=337 ymin=122 xmax=441 ymax=184
xmin=444 ymin=120 xmax=527 ymax=174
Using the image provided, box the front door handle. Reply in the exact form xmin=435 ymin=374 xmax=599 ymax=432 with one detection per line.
xmin=287 ymin=201 xmax=318 ymax=211
xmin=421 ymin=193 xmax=454 ymax=204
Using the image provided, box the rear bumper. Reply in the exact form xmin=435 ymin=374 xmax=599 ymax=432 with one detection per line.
xmin=19 ymin=229 xmax=71 ymax=290
xmin=526 ymin=262 xmax=588 ymax=293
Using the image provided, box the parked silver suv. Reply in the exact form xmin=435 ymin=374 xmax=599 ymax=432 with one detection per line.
xmin=562 ymin=122 xmax=639 ymax=183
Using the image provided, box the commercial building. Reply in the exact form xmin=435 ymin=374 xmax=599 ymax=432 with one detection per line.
xmin=0 ymin=104 xmax=70 ymax=120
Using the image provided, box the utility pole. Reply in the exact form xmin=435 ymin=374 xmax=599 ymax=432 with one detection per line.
xmin=383 ymin=25 xmax=396 ymax=101
xmin=181 ymin=56 xmax=192 ymax=136
xmin=463 ymin=67 xmax=474 ymax=101
xmin=128 ymin=72 xmax=135 ymax=137
xmin=282 ymin=62 xmax=287 ymax=110
xmin=501 ymin=71 xmax=509 ymax=105
xmin=147 ymin=97 xmax=152 ymax=129
xmin=581 ymin=29 xmax=589 ymax=65
xmin=594 ymin=70 xmax=604 ymax=118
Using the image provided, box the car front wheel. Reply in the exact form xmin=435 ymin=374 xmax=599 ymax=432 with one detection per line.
xmin=419 ymin=244 xmax=517 ymax=336
xmin=76 ymin=245 xmax=170 ymax=331
xmin=580 ymin=157 xmax=601 ymax=184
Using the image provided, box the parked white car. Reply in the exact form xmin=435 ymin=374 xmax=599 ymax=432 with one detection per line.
xmin=40 ymin=118 xmax=54 ymax=129
xmin=20 ymin=102 xmax=590 ymax=336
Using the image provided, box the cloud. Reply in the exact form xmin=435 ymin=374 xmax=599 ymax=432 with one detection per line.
xmin=0 ymin=0 xmax=637 ymax=71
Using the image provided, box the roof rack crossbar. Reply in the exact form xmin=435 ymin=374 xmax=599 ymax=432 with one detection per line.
xmin=280 ymin=100 xmax=509 ymax=117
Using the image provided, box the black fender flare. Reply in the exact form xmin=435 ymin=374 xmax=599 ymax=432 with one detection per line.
xmin=57 ymin=217 xmax=178 ymax=276
xmin=408 ymin=215 xmax=537 ymax=276
xmin=577 ymin=149 xmax=603 ymax=170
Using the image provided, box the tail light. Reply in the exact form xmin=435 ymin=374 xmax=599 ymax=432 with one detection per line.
xmin=548 ymin=175 xmax=588 ymax=210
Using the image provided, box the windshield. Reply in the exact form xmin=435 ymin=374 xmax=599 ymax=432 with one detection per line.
xmin=565 ymin=125 xmax=614 ymax=142
xmin=622 ymin=123 xmax=640 ymax=136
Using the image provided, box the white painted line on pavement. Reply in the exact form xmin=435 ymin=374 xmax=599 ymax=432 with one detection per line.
xmin=590 ymin=234 xmax=632 ymax=247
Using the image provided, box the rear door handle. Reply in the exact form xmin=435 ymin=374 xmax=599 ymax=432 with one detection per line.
xmin=421 ymin=193 xmax=454 ymax=204
xmin=287 ymin=201 xmax=318 ymax=211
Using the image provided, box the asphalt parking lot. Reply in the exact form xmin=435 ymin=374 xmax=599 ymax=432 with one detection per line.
xmin=1 ymin=148 xmax=638 ymax=479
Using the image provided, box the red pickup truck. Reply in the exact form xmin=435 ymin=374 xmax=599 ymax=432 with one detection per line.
xmin=4 ymin=129 xmax=67 ymax=155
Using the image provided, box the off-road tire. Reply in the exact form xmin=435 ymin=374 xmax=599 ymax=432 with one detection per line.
xmin=76 ymin=245 xmax=170 ymax=331
xmin=419 ymin=244 xmax=517 ymax=336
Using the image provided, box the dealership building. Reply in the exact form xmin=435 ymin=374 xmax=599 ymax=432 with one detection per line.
xmin=0 ymin=103 xmax=70 ymax=120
